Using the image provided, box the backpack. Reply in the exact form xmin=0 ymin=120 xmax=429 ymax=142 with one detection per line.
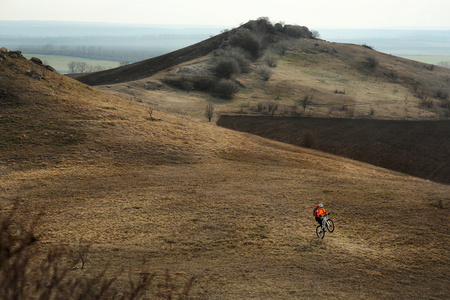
xmin=313 ymin=205 xmax=319 ymax=217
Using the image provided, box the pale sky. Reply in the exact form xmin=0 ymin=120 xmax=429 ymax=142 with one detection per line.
xmin=1 ymin=0 xmax=450 ymax=29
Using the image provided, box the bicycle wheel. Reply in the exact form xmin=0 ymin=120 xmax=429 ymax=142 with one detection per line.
xmin=326 ymin=219 xmax=335 ymax=233
xmin=316 ymin=225 xmax=325 ymax=239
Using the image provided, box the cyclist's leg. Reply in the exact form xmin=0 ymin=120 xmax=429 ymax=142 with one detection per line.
xmin=315 ymin=217 xmax=322 ymax=227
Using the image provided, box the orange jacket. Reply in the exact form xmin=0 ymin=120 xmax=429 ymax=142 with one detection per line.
xmin=314 ymin=207 xmax=327 ymax=218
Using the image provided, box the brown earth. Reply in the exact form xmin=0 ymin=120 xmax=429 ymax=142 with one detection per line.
xmin=217 ymin=115 xmax=450 ymax=184
xmin=1 ymin=33 xmax=449 ymax=299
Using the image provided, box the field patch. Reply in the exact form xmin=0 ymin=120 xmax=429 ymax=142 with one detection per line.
xmin=22 ymin=53 xmax=120 ymax=73
xmin=399 ymin=55 xmax=450 ymax=64
xmin=217 ymin=115 xmax=450 ymax=184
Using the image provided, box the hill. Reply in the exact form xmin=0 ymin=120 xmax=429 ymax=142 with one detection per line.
xmin=70 ymin=19 xmax=450 ymax=185
xmin=1 ymin=36 xmax=450 ymax=299
xmin=72 ymin=20 xmax=450 ymax=121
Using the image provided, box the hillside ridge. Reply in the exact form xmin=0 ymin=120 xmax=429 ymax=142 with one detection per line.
xmin=69 ymin=20 xmax=313 ymax=86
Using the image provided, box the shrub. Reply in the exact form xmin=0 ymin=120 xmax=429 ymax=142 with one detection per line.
xmin=424 ymin=64 xmax=434 ymax=71
xmin=214 ymin=57 xmax=240 ymax=79
xmin=435 ymin=88 xmax=449 ymax=100
xmin=226 ymin=48 xmax=251 ymax=73
xmin=274 ymin=40 xmax=292 ymax=55
xmin=362 ymin=44 xmax=374 ymax=50
xmin=365 ymin=56 xmax=379 ymax=68
xmin=302 ymin=132 xmax=315 ymax=148
xmin=311 ymin=30 xmax=321 ymax=39
xmin=214 ymin=79 xmax=237 ymax=99
xmin=231 ymin=31 xmax=262 ymax=59
xmin=263 ymin=52 xmax=279 ymax=67
xmin=256 ymin=65 xmax=273 ymax=81
xmin=283 ymin=25 xmax=312 ymax=38
xmin=419 ymin=99 xmax=434 ymax=109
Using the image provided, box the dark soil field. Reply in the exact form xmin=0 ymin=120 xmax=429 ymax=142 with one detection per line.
xmin=217 ymin=116 xmax=450 ymax=184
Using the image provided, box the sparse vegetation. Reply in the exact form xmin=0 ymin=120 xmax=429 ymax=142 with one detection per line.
xmin=214 ymin=79 xmax=236 ymax=99
xmin=311 ymin=30 xmax=320 ymax=39
xmin=297 ymin=94 xmax=314 ymax=111
xmin=68 ymin=60 xmax=105 ymax=73
xmin=365 ymin=55 xmax=379 ymax=68
xmin=301 ymin=131 xmax=315 ymax=148
xmin=213 ymin=57 xmax=241 ymax=79
xmin=205 ymin=102 xmax=214 ymax=121
xmin=437 ymin=61 xmax=450 ymax=68
xmin=256 ymin=65 xmax=273 ymax=81
xmin=231 ymin=31 xmax=262 ymax=59
xmin=263 ymin=52 xmax=279 ymax=67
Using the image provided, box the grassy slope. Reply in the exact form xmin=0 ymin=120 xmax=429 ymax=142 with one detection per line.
xmin=97 ymin=37 xmax=450 ymax=123
xmin=1 ymin=51 xmax=449 ymax=298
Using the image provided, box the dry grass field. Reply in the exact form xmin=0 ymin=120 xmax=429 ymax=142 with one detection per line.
xmin=1 ymin=23 xmax=449 ymax=299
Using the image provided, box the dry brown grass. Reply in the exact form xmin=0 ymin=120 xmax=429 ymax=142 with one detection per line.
xmin=1 ymin=50 xmax=449 ymax=298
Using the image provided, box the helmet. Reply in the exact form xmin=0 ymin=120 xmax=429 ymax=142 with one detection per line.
xmin=318 ymin=203 xmax=323 ymax=208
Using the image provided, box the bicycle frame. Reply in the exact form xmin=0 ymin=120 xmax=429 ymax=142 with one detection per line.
xmin=321 ymin=214 xmax=329 ymax=231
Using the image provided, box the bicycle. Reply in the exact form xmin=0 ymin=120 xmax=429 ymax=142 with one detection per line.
xmin=316 ymin=213 xmax=334 ymax=239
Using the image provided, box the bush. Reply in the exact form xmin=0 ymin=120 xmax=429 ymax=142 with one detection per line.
xmin=274 ymin=40 xmax=292 ymax=55
xmin=256 ymin=65 xmax=273 ymax=81
xmin=283 ymin=25 xmax=312 ymax=38
xmin=214 ymin=79 xmax=237 ymax=99
xmin=435 ymin=88 xmax=449 ymax=100
xmin=225 ymin=48 xmax=251 ymax=73
xmin=362 ymin=44 xmax=374 ymax=50
xmin=231 ymin=31 xmax=262 ymax=59
xmin=365 ymin=55 xmax=379 ymax=68
xmin=302 ymin=132 xmax=315 ymax=148
xmin=214 ymin=57 xmax=241 ymax=79
xmin=311 ymin=30 xmax=321 ymax=39
xmin=263 ymin=53 xmax=279 ymax=67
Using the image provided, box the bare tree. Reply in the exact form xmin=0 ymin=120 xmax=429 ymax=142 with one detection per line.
xmin=256 ymin=65 xmax=273 ymax=81
xmin=68 ymin=61 xmax=77 ymax=73
xmin=205 ymin=103 xmax=214 ymax=122
xmin=311 ymin=30 xmax=321 ymax=39
xmin=297 ymin=94 xmax=314 ymax=111
xmin=77 ymin=62 xmax=88 ymax=73
xmin=148 ymin=107 xmax=154 ymax=120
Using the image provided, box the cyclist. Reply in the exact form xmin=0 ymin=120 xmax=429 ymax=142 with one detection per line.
xmin=313 ymin=203 xmax=328 ymax=228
